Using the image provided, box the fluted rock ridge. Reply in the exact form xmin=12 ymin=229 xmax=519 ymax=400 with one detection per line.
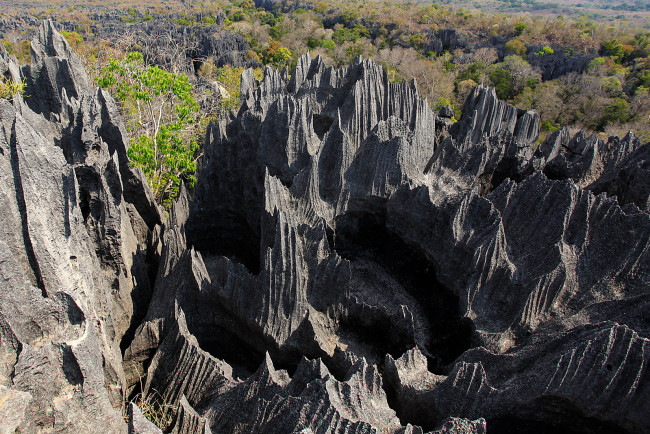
xmin=0 ymin=21 xmax=163 ymax=431
xmin=128 ymin=50 xmax=650 ymax=433
xmin=1 ymin=21 xmax=649 ymax=434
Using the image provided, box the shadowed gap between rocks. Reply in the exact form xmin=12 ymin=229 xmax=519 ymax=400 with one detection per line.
xmin=478 ymin=156 xmax=529 ymax=196
xmin=312 ymin=114 xmax=334 ymax=141
xmin=120 ymin=245 xmax=155 ymax=355
xmin=186 ymin=211 xmax=261 ymax=275
xmin=332 ymin=199 xmax=474 ymax=429
xmin=185 ymin=319 xmax=266 ymax=381
xmin=333 ymin=198 xmax=474 ymax=373
xmin=487 ymin=396 xmax=634 ymax=434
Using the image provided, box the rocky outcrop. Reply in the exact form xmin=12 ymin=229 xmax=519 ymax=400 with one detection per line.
xmin=0 ymin=21 xmax=162 ymax=431
xmin=91 ymin=19 xmax=258 ymax=75
xmin=526 ymin=46 xmax=595 ymax=80
xmin=125 ymin=50 xmax=649 ymax=433
xmin=2 ymin=20 xmax=649 ymax=434
xmin=534 ymin=127 xmax=650 ymax=211
xmin=423 ymin=29 xmax=467 ymax=55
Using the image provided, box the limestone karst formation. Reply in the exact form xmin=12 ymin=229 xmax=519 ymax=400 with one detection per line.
xmin=0 ymin=21 xmax=648 ymax=433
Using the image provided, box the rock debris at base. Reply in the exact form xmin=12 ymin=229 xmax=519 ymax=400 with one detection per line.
xmin=0 ymin=21 xmax=648 ymax=433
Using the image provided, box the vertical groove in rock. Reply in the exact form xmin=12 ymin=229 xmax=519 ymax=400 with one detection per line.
xmin=8 ymin=118 xmax=46 ymax=296
xmin=1 ymin=17 xmax=649 ymax=434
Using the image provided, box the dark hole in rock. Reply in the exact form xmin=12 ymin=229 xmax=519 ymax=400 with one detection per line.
xmin=542 ymin=159 xmax=571 ymax=183
xmin=478 ymin=156 xmax=528 ymax=196
xmin=333 ymin=198 xmax=474 ymax=373
xmin=336 ymin=300 xmax=414 ymax=367
xmin=186 ymin=211 xmax=261 ymax=275
xmin=187 ymin=321 xmax=266 ymax=381
xmin=607 ymin=364 xmax=613 ymax=371
xmin=61 ymin=345 xmax=84 ymax=386
xmin=192 ymin=56 xmax=201 ymax=75
xmin=488 ymin=397 xmax=633 ymax=434
xmin=78 ymin=187 xmax=91 ymax=222
xmin=312 ymin=114 xmax=334 ymax=141
xmin=267 ymin=350 xmax=301 ymax=377
xmin=74 ymin=167 xmax=102 ymax=224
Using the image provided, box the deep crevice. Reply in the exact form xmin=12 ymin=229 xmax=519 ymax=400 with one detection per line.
xmin=119 ymin=245 xmax=154 ymax=355
xmin=488 ymin=396 xmax=633 ymax=434
xmin=312 ymin=114 xmax=334 ymax=141
xmin=189 ymin=322 xmax=266 ymax=380
xmin=478 ymin=156 xmax=528 ymax=196
xmin=333 ymin=200 xmax=474 ymax=373
xmin=186 ymin=212 xmax=261 ymax=275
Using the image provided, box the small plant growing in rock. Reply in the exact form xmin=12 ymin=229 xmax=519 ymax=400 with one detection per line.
xmin=124 ymin=370 xmax=177 ymax=430
xmin=0 ymin=77 xmax=26 ymax=100
xmin=129 ymin=389 xmax=176 ymax=430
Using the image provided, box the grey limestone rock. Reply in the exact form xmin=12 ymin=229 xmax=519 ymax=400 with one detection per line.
xmin=3 ymin=18 xmax=650 ymax=434
xmin=134 ymin=52 xmax=647 ymax=433
xmin=526 ymin=46 xmax=595 ymax=81
xmin=128 ymin=402 xmax=163 ymax=434
xmin=168 ymin=396 xmax=213 ymax=434
xmin=0 ymin=20 xmax=164 ymax=431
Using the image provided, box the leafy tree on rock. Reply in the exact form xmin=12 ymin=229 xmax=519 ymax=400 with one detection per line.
xmin=97 ymin=51 xmax=200 ymax=208
xmin=264 ymin=40 xmax=294 ymax=69
xmin=504 ymin=39 xmax=527 ymax=57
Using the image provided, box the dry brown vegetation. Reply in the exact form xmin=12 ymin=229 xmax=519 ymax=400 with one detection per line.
xmin=1 ymin=0 xmax=649 ymax=141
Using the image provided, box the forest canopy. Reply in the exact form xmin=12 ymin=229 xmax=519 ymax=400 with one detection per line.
xmin=4 ymin=0 xmax=648 ymax=207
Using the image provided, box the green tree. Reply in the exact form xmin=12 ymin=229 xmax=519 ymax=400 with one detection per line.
xmin=264 ymin=40 xmax=294 ymax=68
xmin=96 ymin=52 xmax=200 ymax=208
xmin=60 ymin=31 xmax=83 ymax=49
xmin=600 ymin=98 xmax=630 ymax=129
xmin=488 ymin=67 xmax=513 ymax=99
xmin=504 ymin=39 xmax=527 ymax=57
xmin=514 ymin=22 xmax=527 ymax=36
xmin=1 ymin=40 xmax=31 ymax=64
xmin=502 ymin=55 xmax=541 ymax=94
xmin=217 ymin=65 xmax=245 ymax=113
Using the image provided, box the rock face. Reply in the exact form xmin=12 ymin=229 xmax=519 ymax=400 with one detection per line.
xmin=525 ymin=46 xmax=594 ymax=80
xmin=2 ymin=21 xmax=650 ymax=434
xmin=0 ymin=20 xmax=161 ymax=431
xmin=127 ymin=51 xmax=649 ymax=433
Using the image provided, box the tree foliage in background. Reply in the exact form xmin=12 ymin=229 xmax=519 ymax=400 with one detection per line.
xmin=504 ymin=39 xmax=527 ymax=56
xmin=1 ymin=40 xmax=31 ymax=64
xmin=263 ymin=40 xmax=294 ymax=69
xmin=10 ymin=0 xmax=649 ymax=146
xmin=198 ymin=61 xmax=264 ymax=116
xmin=97 ymin=52 xmax=200 ymax=208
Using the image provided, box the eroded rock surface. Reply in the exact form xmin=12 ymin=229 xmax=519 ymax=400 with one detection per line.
xmin=0 ymin=20 xmax=161 ymax=431
xmin=128 ymin=52 xmax=649 ymax=433
xmin=1 ymin=21 xmax=649 ymax=434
